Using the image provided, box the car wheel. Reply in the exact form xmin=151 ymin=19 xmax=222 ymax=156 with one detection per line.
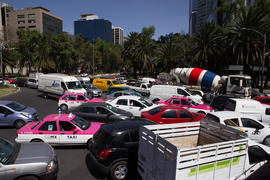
xmin=152 ymin=98 xmax=160 ymax=104
xmin=86 ymin=138 xmax=92 ymax=150
xmin=60 ymin=104 xmax=68 ymax=111
xmin=17 ymin=175 xmax=39 ymax=180
xmin=14 ymin=120 xmax=26 ymax=129
xmin=263 ymin=136 xmax=270 ymax=146
xmin=110 ymin=161 xmax=128 ymax=180
xmin=31 ymin=139 xmax=43 ymax=142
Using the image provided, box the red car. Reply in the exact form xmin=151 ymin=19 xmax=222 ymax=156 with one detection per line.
xmin=255 ymin=96 xmax=270 ymax=106
xmin=141 ymin=105 xmax=205 ymax=124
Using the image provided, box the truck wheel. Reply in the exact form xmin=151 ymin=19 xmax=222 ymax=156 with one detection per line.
xmin=263 ymin=136 xmax=270 ymax=146
xmin=110 ymin=161 xmax=128 ymax=180
xmin=31 ymin=139 xmax=43 ymax=142
xmin=14 ymin=120 xmax=26 ymax=129
xmin=17 ymin=175 xmax=39 ymax=180
xmin=60 ymin=104 xmax=68 ymax=111
xmin=152 ymin=98 xmax=160 ymax=104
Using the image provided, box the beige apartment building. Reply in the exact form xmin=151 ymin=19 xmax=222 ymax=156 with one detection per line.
xmin=7 ymin=6 xmax=62 ymax=41
xmin=112 ymin=26 xmax=123 ymax=46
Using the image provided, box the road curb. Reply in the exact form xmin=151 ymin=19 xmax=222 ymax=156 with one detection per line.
xmin=0 ymin=87 xmax=21 ymax=98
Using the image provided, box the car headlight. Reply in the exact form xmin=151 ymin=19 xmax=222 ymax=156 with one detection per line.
xmin=47 ymin=161 xmax=55 ymax=172
xmin=21 ymin=112 xmax=32 ymax=118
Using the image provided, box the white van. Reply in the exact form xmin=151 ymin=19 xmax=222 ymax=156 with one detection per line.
xmin=27 ymin=73 xmax=43 ymax=89
xmin=38 ymin=73 xmax=86 ymax=98
xmin=224 ymin=98 xmax=270 ymax=124
xmin=149 ymin=85 xmax=203 ymax=104
xmin=75 ymin=76 xmax=91 ymax=85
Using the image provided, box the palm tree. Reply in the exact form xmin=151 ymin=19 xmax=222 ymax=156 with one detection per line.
xmin=191 ymin=22 xmax=225 ymax=72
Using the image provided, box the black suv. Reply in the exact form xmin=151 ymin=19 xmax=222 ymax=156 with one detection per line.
xmin=88 ymin=119 xmax=155 ymax=180
xmin=210 ymin=95 xmax=238 ymax=111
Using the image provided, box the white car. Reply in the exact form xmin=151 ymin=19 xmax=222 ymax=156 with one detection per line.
xmin=205 ymin=111 xmax=270 ymax=146
xmin=106 ymin=95 xmax=159 ymax=117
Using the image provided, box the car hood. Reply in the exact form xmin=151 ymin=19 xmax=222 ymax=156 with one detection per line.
xmin=21 ymin=107 xmax=37 ymax=115
xmin=15 ymin=143 xmax=53 ymax=164
xmin=157 ymin=99 xmax=167 ymax=104
xmin=89 ymin=98 xmax=104 ymax=102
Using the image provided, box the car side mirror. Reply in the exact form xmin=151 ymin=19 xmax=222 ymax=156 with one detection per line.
xmin=73 ymin=129 xmax=78 ymax=134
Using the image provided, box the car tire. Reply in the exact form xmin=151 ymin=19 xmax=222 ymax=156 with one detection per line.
xmin=263 ymin=136 xmax=270 ymax=146
xmin=86 ymin=138 xmax=92 ymax=150
xmin=31 ymin=139 xmax=43 ymax=142
xmin=14 ymin=120 xmax=26 ymax=129
xmin=110 ymin=161 xmax=128 ymax=180
xmin=17 ymin=175 xmax=39 ymax=180
xmin=60 ymin=104 xmax=68 ymax=111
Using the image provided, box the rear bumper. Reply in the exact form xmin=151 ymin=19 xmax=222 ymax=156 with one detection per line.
xmin=88 ymin=150 xmax=110 ymax=175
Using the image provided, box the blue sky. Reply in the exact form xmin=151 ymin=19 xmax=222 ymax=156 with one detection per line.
xmin=4 ymin=0 xmax=189 ymax=39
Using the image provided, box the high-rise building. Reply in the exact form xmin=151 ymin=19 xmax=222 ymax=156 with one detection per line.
xmin=7 ymin=6 xmax=62 ymax=41
xmin=189 ymin=0 xmax=255 ymax=35
xmin=189 ymin=0 xmax=198 ymax=35
xmin=0 ymin=3 xmax=13 ymax=41
xmin=112 ymin=26 xmax=123 ymax=46
xmin=74 ymin=14 xmax=112 ymax=43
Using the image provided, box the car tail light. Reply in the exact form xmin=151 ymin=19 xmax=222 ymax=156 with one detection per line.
xmin=99 ymin=149 xmax=112 ymax=160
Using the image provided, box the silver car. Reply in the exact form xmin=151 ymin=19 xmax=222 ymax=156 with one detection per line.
xmin=82 ymin=84 xmax=102 ymax=97
xmin=0 ymin=137 xmax=58 ymax=180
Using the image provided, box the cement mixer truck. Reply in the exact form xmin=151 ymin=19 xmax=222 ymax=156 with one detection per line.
xmin=170 ymin=68 xmax=252 ymax=97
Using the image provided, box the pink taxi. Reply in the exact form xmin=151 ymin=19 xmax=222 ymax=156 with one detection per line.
xmin=158 ymin=96 xmax=213 ymax=114
xmin=15 ymin=114 xmax=103 ymax=146
xmin=58 ymin=93 xmax=104 ymax=111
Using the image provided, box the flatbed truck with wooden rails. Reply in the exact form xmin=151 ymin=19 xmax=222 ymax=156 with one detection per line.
xmin=138 ymin=119 xmax=270 ymax=180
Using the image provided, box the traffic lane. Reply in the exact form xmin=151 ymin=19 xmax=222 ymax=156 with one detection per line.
xmin=0 ymin=87 xmax=102 ymax=180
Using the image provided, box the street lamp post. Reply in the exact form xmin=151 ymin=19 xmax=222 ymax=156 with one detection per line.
xmin=0 ymin=44 xmax=3 ymax=81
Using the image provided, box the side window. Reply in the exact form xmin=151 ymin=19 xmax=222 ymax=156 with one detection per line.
xmin=96 ymin=107 xmax=110 ymax=114
xmin=224 ymin=118 xmax=240 ymax=126
xmin=266 ymin=108 xmax=270 ymax=115
xmin=177 ymin=89 xmax=189 ymax=96
xmin=114 ymin=93 xmax=122 ymax=97
xmin=130 ymin=100 xmax=141 ymax=107
xmin=79 ymin=107 xmax=95 ymax=113
xmin=61 ymin=82 xmax=67 ymax=90
xmin=171 ymin=99 xmax=180 ymax=104
xmin=116 ymin=99 xmax=128 ymax=106
xmin=62 ymin=95 xmax=68 ymax=100
xmin=262 ymin=98 xmax=270 ymax=104
xmin=181 ymin=99 xmax=190 ymax=106
xmin=77 ymin=95 xmax=86 ymax=101
xmin=161 ymin=110 xmax=178 ymax=118
xmin=59 ymin=121 xmax=76 ymax=131
xmin=39 ymin=121 xmax=57 ymax=131
xmin=67 ymin=95 xmax=76 ymax=101
xmin=0 ymin=106 xmax=11 ymax=114
xmin=241 ymin=118 xmax=264 ymax=129
xmin=248 ymin=145 xmax=269 ymax=164
xmin=142 ymin=85 xmax=146 ymax=89
xmin=107 ymin=81 xmax=112 ymax=85
xmin=178 ymin=110 xmax=193 ymax=119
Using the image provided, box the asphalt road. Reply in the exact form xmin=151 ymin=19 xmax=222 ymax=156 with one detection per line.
xmin=1 ymin=87 xmax=270 ymax=180
xmin=0 ymin=87 xmax=107 ymax=180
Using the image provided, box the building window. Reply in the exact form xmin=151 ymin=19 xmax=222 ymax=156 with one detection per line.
xmin=17 ymin=14 xmax=25 ymax=18
xmin=28 ymin=20 xmax=36 ymax=23
xmin=18 ymin=26 xmax=25 ymax=29
xmin=28 ymin=14 xmax=36 ymax=18
xmin=29 ymin=25 xmax=36 ymax=28
xmin=18 ymin=21 xmax=25 ymax=24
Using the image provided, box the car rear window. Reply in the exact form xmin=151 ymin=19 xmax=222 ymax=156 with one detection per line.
xmin=147 ymin=107 xmax=163 ymax=115
xmin=93 ymin=128 xmax=112 ymax=145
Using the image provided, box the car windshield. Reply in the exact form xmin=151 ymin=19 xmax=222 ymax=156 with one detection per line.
xmin=71 ymin=116 xmax=90 ymax=130
xmin=243 ymin=79 xmax=252 ymax=88
xmin=190 ymin=99 xmax=199 ymax=106
xmin=139 ymin=98 xmax=153 ymax=107
xmin=112 ymin=80 xmax=121 ymax=85
xmin=6 ymin=102 xmax=26 ymax=111
xmin=106 ymin=103 xmax=119 ymax=113
xmin=0 ymin=138 xmax=14 ymax=164
xmin=66 ymin=81 xmax=83 ymax=89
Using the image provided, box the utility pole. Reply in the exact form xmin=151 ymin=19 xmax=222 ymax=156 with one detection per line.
xmin=92 ymin=42 xmax=94 ymax=75
xmin=0 ymin=44 xmax=3 ymax=81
